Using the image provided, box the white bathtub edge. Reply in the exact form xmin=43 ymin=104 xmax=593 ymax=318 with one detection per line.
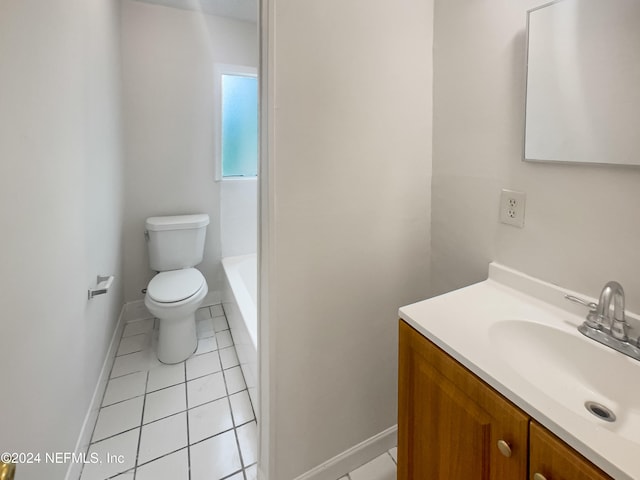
xmin=221 ymin=253 xmax=258 ymax=422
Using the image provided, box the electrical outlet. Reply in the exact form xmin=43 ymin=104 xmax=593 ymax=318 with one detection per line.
xmin=499 ymin=189 xmax=526 ymax=228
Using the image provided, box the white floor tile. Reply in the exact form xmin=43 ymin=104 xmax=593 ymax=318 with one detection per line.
xmin=122 ymin=318 xmax=153 ymax=338
xmin=92 ymin=396 xmax=144 ymax=442
xmin=196 ymin=307 xmax=212 ymax=321
xmin=136 ymin=448 xmax=188 ymax=480
xmin=213 ymin=316 xmax=229 ymax=332
xmin=102 ymin=372 xmax=146 ymax=407
xmin=186 ymin=351 xmax=221 ymax=380
xmin=226 ymin=473 xmax=244 ymax=480
xmin=147 ymin=362 xmax=185 ymax=393
xmin=388 ymin=446 xmax=397 ymax=463
xmin=80 ymin=429 xmax=138 ymax=480
xmin=187 ymin=372 xmax=227 ymax=408
xmin=189 ymin=430 xmax=241 ymax=480
xmin=195 ymin=336 xmax=217 ymax=355
xmin=216 ymin=330 xmax=234 ymax=348
xmin=246 ymin=464 xmax=258 ymax=480
xmin=187 ymin=397 xmax=233 ymax=443
xmin=349 ymin=452 xmax=397 ymax=480
xmin=196 ymin=318 xmax=215 ymax=338
xmin=224 ymin=366 xmax=245 ymax=395
xmin=219 ymin=346 xmax=239 ymax=369
xmin=138 ymin=412 xmax=188 ymax=465
xmin=143 ymin=384 xmax=186 ymax=424
xmin=229 ymin=390 xmax=254 ymax=426
xmin=237 ymin=421 xmax=257 ymax=466
xmin=111 ymin=351 xmax=158 ymax=378
xmin=210 ymin=304 xmax=224 ymax=317
xmin=117 ymin=333 xmax=151 ymax=356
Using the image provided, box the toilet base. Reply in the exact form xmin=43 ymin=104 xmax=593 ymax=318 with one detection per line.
xmin=157 ymin=313 xmax=198 ymax=364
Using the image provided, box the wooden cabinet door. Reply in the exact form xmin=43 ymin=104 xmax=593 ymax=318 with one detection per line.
xmin=529 ymin=422 xmax=613 ymax=480
xmin=398 ymin=321 xmax=529 ymax=480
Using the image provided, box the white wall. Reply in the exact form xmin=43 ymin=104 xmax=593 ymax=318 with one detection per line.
xmin=120 ymin=0 xmax=258 ymax=302
xmin=262 ymin=1 xmax=434 ymax=478
xmin=0 ymin=1 xmax=124 ymax=478
xmin=221 ymin=180 xmax=258 ymax=258
xmin=431 ymin=0 xmax=640 ymax=312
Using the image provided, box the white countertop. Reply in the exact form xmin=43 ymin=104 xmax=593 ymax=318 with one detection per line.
xmin=399 ymin=263 xmax=640 ymax=480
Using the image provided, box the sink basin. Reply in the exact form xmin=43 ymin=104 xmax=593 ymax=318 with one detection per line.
xmin=489 ymin=319 xmax=640 ymax=443
xmin=400 ymin=263 xmax=640 ymax=478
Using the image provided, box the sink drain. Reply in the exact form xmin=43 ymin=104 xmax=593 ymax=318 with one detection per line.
xmin=585 ymin=401 xmax=616 ymax=422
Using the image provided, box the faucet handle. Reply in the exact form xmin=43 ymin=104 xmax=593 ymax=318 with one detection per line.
xmin=565 ymin=295 xmax=601 ymax=328
xmin=565 ymin=295 xmax=598 ymax=311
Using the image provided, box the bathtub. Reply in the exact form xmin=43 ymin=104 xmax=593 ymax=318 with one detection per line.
xmin=221 ymin=254 xmax=258 ymax=420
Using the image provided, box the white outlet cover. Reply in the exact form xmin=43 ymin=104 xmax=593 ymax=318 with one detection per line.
xmin=499 ymin=189 xmax=526 ymax=228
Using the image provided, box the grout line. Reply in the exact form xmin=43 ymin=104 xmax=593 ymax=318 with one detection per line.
xmin=185 ymin=425 xmax=237 ymax=448
xmin=225 ymin=341 xmax=255 ymax=424
xmin=93 ymin=387 xmax=255 ymax=446
xmin=88 ymin=426 xmax=140 ymax=446
xmin=101 ymin=392 xmax=146 ymax=409
xmin=110 ymin=368 xmax=147 ymax=381
xmin=217 ymin=468 xmax=245 ymax=480
xmin=135 ymin=445 xmax=188 ymax=470
xmin=184 ymin=362 xmax=241 ymax=384
xmin=184 ymin=361 xmax=192 ymax=480
xmin=132 ymin=370 xmax=150 ymax=478
xmin=218 ymin=331 xmax=247 ymax=474
xmin=121 ymin=319 xmax=154 ymax=339
xmin=141 ymin=385 xmax=252 ymax=427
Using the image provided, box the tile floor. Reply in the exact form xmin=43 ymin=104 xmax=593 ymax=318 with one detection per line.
xmin=339 ymin=447 xmax=397 ymax=480
xmin=80 ymin=303 xmax=257 ymax=480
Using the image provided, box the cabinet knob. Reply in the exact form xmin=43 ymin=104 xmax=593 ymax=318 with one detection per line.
xmin=533 ymin=474 xmax=547 ymax=480
xmin=497 ymin=439 xmax=512 ymax=457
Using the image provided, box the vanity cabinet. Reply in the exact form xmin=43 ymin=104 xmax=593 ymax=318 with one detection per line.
xmin=398 ymin=321 xmax=613 ymax=480
xmin=398 ymin=320 xmax=529 ymax=479
xmin=529 ymin=421 xmax=612 ymax=480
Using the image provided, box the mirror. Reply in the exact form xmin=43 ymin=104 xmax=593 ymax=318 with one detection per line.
xmin=524 ymin=0 xmax=640 ymax=165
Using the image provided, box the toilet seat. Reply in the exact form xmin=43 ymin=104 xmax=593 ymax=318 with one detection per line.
xmin=147 ymin=268 xmax=205 ymax=303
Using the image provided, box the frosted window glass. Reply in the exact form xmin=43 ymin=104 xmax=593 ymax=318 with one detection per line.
xmin=222 ymin=74 xmax=258 ymax=177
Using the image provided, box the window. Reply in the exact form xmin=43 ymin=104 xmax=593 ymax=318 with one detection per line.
xmin=216 ymin=65 xmax=258 ymax=179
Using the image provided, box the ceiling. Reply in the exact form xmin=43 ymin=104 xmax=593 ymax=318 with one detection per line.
xmin=133 ymin=0 xmax=258 ymax=23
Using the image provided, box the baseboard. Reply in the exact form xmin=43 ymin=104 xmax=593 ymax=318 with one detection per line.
xmin=65 ymin=305 xmax=127 ymax=480
xmin=293 ymin=425 xmax=397 ymax=480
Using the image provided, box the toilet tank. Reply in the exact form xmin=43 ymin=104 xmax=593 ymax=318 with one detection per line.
xmin=145 ymin=214 xmax=210 ymax=271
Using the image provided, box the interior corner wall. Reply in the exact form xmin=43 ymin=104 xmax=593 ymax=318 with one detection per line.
xmin=120 ymin=0 xmax=258 ymax=302
xmin=431 ymin=0 xmax=640 ymax=311
xmin=264 ymin=0 xmax=434 ymax=478
xmin=0 ymin=1 xmax=124 ymax=478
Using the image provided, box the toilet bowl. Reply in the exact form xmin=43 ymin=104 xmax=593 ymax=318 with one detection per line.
xmin=144 ymin=268 xmax=208 ymax=364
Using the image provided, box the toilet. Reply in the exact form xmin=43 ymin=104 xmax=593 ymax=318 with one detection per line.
xmin=144 ymin=214 xmax=210 ymax=364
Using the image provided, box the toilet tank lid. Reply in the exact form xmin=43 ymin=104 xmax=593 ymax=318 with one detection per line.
xmin=146 ymin=214 xmax=210 ymax=231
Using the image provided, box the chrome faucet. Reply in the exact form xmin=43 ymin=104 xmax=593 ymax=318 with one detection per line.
xmin=595 ymin=281 xmax=627 ymax=341
xmin=566 ymin=281 xmax=640 ymax=362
